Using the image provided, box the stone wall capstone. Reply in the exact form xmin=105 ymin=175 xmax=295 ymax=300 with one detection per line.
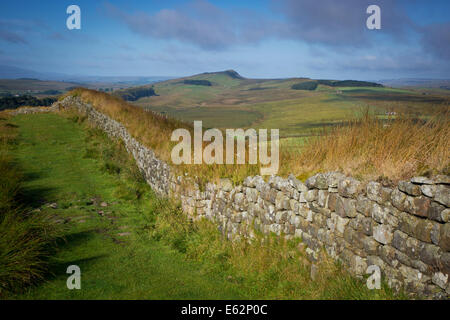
xmin=53 ymin=96 xmax=450 ymax=299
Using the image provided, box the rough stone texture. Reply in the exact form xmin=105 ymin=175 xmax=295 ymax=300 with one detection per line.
xmin=53 ymin=96 xmax=450 ymax=299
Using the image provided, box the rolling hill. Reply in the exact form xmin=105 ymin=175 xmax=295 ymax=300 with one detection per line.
xmin=122 ymin=70 xmax=448 ymax=140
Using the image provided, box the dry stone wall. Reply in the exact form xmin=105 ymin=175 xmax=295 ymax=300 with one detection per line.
xmin=54 ymin=96 xmax=450 ymax=299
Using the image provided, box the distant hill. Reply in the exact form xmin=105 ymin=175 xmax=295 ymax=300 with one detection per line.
xmin=379 ymin=78 xmax=450 ymax=89
xmin=0 ymin=79 xmax=83 ymax=94
xmin=198 ymin=70 xmax=245 ymax=80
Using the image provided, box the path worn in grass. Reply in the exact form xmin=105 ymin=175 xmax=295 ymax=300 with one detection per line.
xmin=12 ymin=113 xmax=245 ymax=299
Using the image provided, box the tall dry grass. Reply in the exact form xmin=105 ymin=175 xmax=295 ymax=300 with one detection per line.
xmin=64 ymin=89 xmax=260 ymax=185
xmin=65 ymin=89 xmax=449 ymax=183
xmin=291 ymin=108 xmax=450 ymax=182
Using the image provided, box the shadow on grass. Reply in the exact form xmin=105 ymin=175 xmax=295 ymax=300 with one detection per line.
xmin=18 ymin=186 xmax=55 ymax=208
xmin=45 ymin=230 xmax=109 ymax=281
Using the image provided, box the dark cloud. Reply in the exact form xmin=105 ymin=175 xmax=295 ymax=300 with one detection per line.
xmin=0 ymin=19 xmax=48 ymax=45
xmin=420 ymin=22 xmax=450 ymax=60
xmin=48 ymin=32 xmax=67 ymax=41
xmin=104 ymin=0 xmax=448 ymax=71
xmin=105 ymin=1 xmax=237 ymax=50
xmin=273 ymin=0 xmax=414 ymax=46
xmin=105 ymin=0 xmax=417 ymax=50
xmin=0 ymin=30 xmax=27 ymax=44
xmin=104 ymin=0 xmax=285 ymax=50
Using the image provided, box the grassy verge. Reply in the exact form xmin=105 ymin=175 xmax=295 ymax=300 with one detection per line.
xmin=7 ymin=112 xmax=247 ymax=299
xmin=146 ymin=197 xmax=405 ymax=299
xmin=0 ymin=115 xmax=60 ymax=297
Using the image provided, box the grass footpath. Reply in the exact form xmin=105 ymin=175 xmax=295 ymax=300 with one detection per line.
xmin=5 ymin=112 xmax=403 ymax=299
xmin=8 ymin=113 xmax=245 ymax=299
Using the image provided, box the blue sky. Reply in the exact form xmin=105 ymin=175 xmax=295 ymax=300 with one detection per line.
xmin=0 ymin=0 xmax=449 ymax=80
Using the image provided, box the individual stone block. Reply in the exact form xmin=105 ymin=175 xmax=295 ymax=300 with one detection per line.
xmin=356 ymin=195 xmax=371 ymax=216
xmin=418 ymin=242 xmax=442 ymax=268
xmin=363 ymin=236 xmax=380 ymax=255
xmin=325 ymin=172 xmax=346 ymax=188
xmin=343 ymin=226 xmax=355 ymax=244
xmin=440 ymin=223 xmax=450 ymax=252
xmin=432 ymin=272 xmax=448 ymax=290
xmin=441 ymin=252 xmax=450 ymax=275
xmin=336 ymin=215 xmax=349 ymax=235
xmin=398 ymin=211 xmax=420 ymax=237
xmin=328 ymin=192 xmax=338 ymax=211
xmin=405 ymin=237 xmax=420 ymax=260
xmin=336 ymin=196 xmax=357 ymax=218
xmin=318 ymin=190 xmax=329 ymax=207
xmin=411 ymin=176 xmax=434 ymax=185
xmin=392 ymin=230 xmax=408 ymax=253
xmin=399 ymin=264 xmax=429 ymax=284
xmin=398 ymin=181 xmax=422 ymax=196
xmin=404 ymin=196 xmax=431 ymax=218
xmin=413 ymin=219 xmax=435 ymax=244
xmin=427 ymin=201 xmax=446 ymax=223
xmin=367 ymin=181 xmax=392 ymax=204
xmin=373 ymin=224 xmax=394 ymax=245
xmin=304 ymin=189 xmax=318 ymax=202
xmin=370 ymin=203 xmax=386 ymax=224
xmin=391 ymin=188 xmax=407 ymax=211
xmin=338 ymin=177 xmax=362 ymax=198
xmin=395 ymin=249 xmax=413 ymax=267
xmin=442 ymin=209 xmax=450 ymax=223
xmin=361 ymin=216 xmax=374 ymax=236
xmin=378 ymin=245 xmax=399 ymax=267
xmin=434 ymin=185 xmax=450 ymax=207
xmin=434 ymin=175 xmax=450 ymax=185
xmin=420 ymin=184 xmax=436 ymax=198
xmin=305 ymin=173 xmax=328 ymax=190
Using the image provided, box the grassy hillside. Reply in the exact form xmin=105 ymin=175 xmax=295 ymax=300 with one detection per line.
xmin=131 ymin=70 xmax=449 ymax=141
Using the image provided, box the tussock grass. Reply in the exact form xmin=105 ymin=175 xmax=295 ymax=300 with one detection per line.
xmin=148 ymin=199 xmax=403 ymax=299
xmin=0 ymin=116 xmax=59 ymax=296
xmin=291 ymin=108 xmax=450 ymax=182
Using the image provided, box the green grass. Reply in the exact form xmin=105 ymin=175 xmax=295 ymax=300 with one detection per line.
xmin=8 ymin=113 xmax=246 ymax=299
xmin=6 ymin=112 xmax=405 ymax=300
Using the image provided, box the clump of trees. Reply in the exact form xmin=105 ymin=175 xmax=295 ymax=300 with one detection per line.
xmin=317 ymin=80 xmax=383 ymax=87
xmin=291 ymin=81 xmax=318 ymax=91
xmin=115 ymin=87 xmax=157 ymax=101
xmin=0 ymin=95 xmax=57 ymax=111
xmin=183 ymin=79 xmax=212 ymax=86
